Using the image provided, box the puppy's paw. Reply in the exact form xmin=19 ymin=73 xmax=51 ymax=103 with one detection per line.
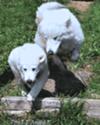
xmin=27 ymin=94 xmax=34 ymax=101
xmin=21 ymin=90 xmax=27 ymax=96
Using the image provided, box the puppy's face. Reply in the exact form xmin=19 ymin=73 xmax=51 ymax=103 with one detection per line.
xmin=20 ymin=64 xmax=38 ymax=85
xmin=20 ymin=55 xmax=46 ymax=86
xmin=19 ymin=44 xmax=47 ymax=85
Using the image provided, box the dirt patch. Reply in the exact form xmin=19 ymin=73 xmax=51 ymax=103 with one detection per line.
xmin=67 ymin=1 xmax=93 ymax=12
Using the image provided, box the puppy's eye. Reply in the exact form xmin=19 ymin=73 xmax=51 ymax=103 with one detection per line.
xmin=53 ymin=36 xmax=57 ymax=40
xmin=39 ymin=56 xmax=43 ymax=60
xmin=23 ymin=68 xmax=27 ymax=71
xmin=32 ymin=68 xmax=35 ymax=71
xmin=39 ymin=56 xmax=45 ymax=63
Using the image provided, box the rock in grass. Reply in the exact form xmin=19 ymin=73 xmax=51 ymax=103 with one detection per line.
xmin=41 ymin=97 xmax=61 ymax=109
xmin=43 ymin=79 xmax=55 ymax=93
xmin=74 ymin=70 xmax=93 ymax=86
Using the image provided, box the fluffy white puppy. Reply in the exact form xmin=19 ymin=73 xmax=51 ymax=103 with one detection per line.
xmin=34 ymin=2 xmax=84 ymax=61
xmin=8 ymin=43 xmax=49 ymax=101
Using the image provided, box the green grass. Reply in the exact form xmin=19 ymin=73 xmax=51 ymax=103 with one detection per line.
xmin=79 ymin=1 xmax=100 ymax=95
xmin=48 ymin=101 xmax=87 ymax=125
xmin=0 ymin=0 xmax=100 ymax=124
xmin=0 ymin=0 xmax=42 ymax=74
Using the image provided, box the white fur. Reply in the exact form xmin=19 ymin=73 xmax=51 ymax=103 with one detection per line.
xmin=34 ymin=2 xmax=84 ymax=61
xmin=46 ymin=39 xmax=61 ymax=54
xmin=8 ymin=43 xmax=48 ymax=101
xmin=35 ymin=1 xmax=64 ymax=25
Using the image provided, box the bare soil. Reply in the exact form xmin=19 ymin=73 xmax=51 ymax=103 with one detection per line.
xmin=67 ymin=1 xmax=93 ymax=12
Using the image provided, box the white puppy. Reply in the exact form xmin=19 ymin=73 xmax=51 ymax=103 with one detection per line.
xmin=8 ymin=43 xmax=49 ymax=101
xmin=34 ymin=2 xmax=84 ymax=61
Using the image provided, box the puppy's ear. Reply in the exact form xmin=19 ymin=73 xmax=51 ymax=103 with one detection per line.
xmin=66 ymin=19 xmax=71 ymax=28
xmin=39 ymin=55 xmax=45 ymax=63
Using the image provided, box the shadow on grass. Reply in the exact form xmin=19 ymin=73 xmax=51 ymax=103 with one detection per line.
xmin=0 ymin=68 xmax=14 ymax=87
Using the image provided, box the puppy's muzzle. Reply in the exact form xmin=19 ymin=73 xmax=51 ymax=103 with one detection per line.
xmin=26 ymin=80 xmax=35 ymax=85
xmin=48 ymin=50 xmax=54 ymax=55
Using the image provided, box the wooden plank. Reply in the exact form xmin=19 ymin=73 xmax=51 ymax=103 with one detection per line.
xmin=84 ymin=99 xmax=100 ymax=119
xmin=1 ymin=96 xmax=100 ymax=119
xmin=1 ymin=96 xmax=32 ymax=111
xmin=36 ymin=108 xmax=60 ymax=118
xmin=3 ymin=110 xmax=28 ymax=117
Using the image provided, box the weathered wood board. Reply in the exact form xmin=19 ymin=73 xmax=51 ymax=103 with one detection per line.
xmin=1 ymin=96 xmax=100 ymax=119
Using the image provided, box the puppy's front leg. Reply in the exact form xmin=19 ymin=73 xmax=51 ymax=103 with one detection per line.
xmin=27 ymin=65 xmax=49 ymax=101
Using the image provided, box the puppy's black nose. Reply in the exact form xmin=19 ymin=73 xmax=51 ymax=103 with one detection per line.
xmin=27 ymin=80 xmax=33 ymax=84
xmin=48 ymin=50 xmax=53 ymax=55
